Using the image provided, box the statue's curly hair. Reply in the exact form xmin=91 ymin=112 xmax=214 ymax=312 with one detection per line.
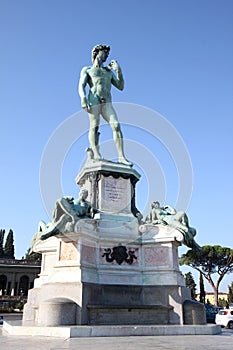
xmin=92 ymin=44 xmax=110 ymax=63
xmin=152 ymin=201 xmax=160 ymax=207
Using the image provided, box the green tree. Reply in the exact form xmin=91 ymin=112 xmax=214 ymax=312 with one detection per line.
xmin=25 ymin=248 xmax=42 ymax=261
xmin=0 ymin=229 xmax=5 ymax=258
xmin=199 ymin=272 xmax=206 ymax=304
xmin=4 ymin=229 xmax=15 ymax=259
xmin=228 ymin=281 xmax=233 ymax=303
xmin=185 ymin=272 xmax=196 ymax=300
xmin=218 ymin=298 xmax=228 ymax=308
xmin=24 ymin=248 xmax=42 ymax=262
xmin=180 ymin=245 xmax=233 ymax=306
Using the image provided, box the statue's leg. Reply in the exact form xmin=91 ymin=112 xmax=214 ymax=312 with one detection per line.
xmin=174 ymin=211 xmax=189 ymax=226
xmin=176 ymin=222 xmax=189 ymax=233
xmin=59 ymin=198 xmax=74 ymax=216
xmin=88 ymin=107 xmax=102 ymax=160
xmin=184 ymin=228 xmax=201 ymax=249
xmin=54 ymin=213 xmax=72 ymax=233
xmin=189 ymin=227 xmax=197 ymax=237
xmin=40 ymin=213 xmax=71 ymax=240
xmin=182 ymin=212 xmax=189 ymax=226
xmin=165 ymin=216 xmax=188 ymax=233
xmin=38 ymin=221 xmax=47 ymax=232
xmin=102 ymin=103 xmax=132 ymax=166
xmin=52 ymin=199 xmax=65 ymax=222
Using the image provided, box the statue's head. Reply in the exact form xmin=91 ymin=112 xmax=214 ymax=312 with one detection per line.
xmin=151 ymin=201 xmax=160 ymax=208
xmin=92 ymin=44 xmax=110 ymax=63
xmin=79 ymin=189 xmax=88 ymax=200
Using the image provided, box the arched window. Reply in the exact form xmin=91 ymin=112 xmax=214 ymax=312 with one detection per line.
xmin=18 ymin=275 xmax=29 ymax=296
xmin=0 ymin=274 xmax=7 ymax=295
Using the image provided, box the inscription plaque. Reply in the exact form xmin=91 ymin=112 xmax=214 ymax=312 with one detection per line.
xmin=99 ymin=176 xmax=132 ymax=213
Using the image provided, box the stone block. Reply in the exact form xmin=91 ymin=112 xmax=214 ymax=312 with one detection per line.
xmin=87 ymin=304 xmax=173 ymax=325
xmin=38 ymin=301 xmax=77 ymax=326
xmin=183 ymin=300 xmax=206 ymax=325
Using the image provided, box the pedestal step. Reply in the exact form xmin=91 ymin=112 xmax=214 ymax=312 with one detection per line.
xmin=3 ymin=320 xmax=222 ymax=338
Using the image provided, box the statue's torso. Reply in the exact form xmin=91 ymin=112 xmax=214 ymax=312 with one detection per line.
xmin=86 ymin=66 xmax=112 ymax=104
xmin=72 ymin=199 xmax=90 ymax=217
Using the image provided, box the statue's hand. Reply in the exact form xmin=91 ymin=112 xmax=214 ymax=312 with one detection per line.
xmin=81 ymin=97 xmax=91 ymax=112
xmin=108 ymin=60 xmax=120 ymax=72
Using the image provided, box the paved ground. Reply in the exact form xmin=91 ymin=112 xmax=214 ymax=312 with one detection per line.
xmin=1 ymin=314 xmax=233 ymax=350
xmin=0 ymin=326 xmax=233 ymax=350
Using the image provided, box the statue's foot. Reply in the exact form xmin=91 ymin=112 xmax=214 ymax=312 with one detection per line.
xmin=93 ymin=155 xmax=103 ymax=161
xmin=86 ymin=147 xmax=102 ymax=161
xmin=40 ymin=228 xmax=60 ymax=240
xmin=93 ymin=151 xmax=102 ymax=161
xmin=118 ymin=157 xmax=133 ymax=166
xmin=40 ymin=232 xmax=51 ymax=240
xmin=85 ymin=147 xmax=94 ymax=160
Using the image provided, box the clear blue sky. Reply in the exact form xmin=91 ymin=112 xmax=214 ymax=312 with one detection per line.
xmin=0 ymin=0 xmax=232 ymax=292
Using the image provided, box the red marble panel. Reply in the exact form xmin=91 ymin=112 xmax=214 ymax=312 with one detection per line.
xmin=144 ymin=246 xmax=169 ymax=266
xmin=82 ymin=245 xmax=96 ymax=264
xmin=59 ymin=241 xmax=77 ymax=261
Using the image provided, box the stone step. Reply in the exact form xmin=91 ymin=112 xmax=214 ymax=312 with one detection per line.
xmin=3 ymin=320 xmax=221 ymax=338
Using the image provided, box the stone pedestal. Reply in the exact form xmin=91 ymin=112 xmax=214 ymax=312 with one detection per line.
xmin=76 ymin=159 xmax=141 ymax=221
xmin=23 ymin=161 xmax=205 ymax=327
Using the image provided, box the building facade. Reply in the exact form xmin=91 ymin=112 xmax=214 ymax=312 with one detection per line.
xmin=0 ymin=258 xmax=41 ymax=296
xmin=196 ymin=292 xmax=228 ymax=305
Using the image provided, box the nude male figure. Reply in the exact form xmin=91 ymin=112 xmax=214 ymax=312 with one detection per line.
xmin=78 ymin=44 xmax=132 ymax=166
xmin=148 ymin=201 xmax=200 ymax=249
xmin=39 ymin=189 xmax=93 ymax=240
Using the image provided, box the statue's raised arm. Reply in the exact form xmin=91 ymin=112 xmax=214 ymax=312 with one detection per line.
xmin=108 ymin=60 xmax=124 ymax=91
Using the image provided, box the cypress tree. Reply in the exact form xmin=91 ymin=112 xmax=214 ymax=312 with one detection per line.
xmin=199 ymin=272 xmax=206 ymax=304
xmin=185 ymin=272 xmax=196 ymax=300
xmin=4 ymin=229 xmax=15 ymax=259
xmin=0 ymin=229 xmax=5 ymax=258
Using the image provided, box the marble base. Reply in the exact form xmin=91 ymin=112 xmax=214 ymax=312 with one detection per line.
xmin=23 ymin=161 xmax=204 ymax=328
xmin=4 ymin=320 xmax=222 ymax=338
xmin=24 ymin=219 xmax=201 ymax=327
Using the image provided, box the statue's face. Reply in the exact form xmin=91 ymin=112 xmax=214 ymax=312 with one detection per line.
xmin=80 ymin=190 xmax=88 ymax=200
xmin=97 ymin=49 xmax=109 ymax=63
xmin=152 ymin=202 xmax=160 ymax=209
